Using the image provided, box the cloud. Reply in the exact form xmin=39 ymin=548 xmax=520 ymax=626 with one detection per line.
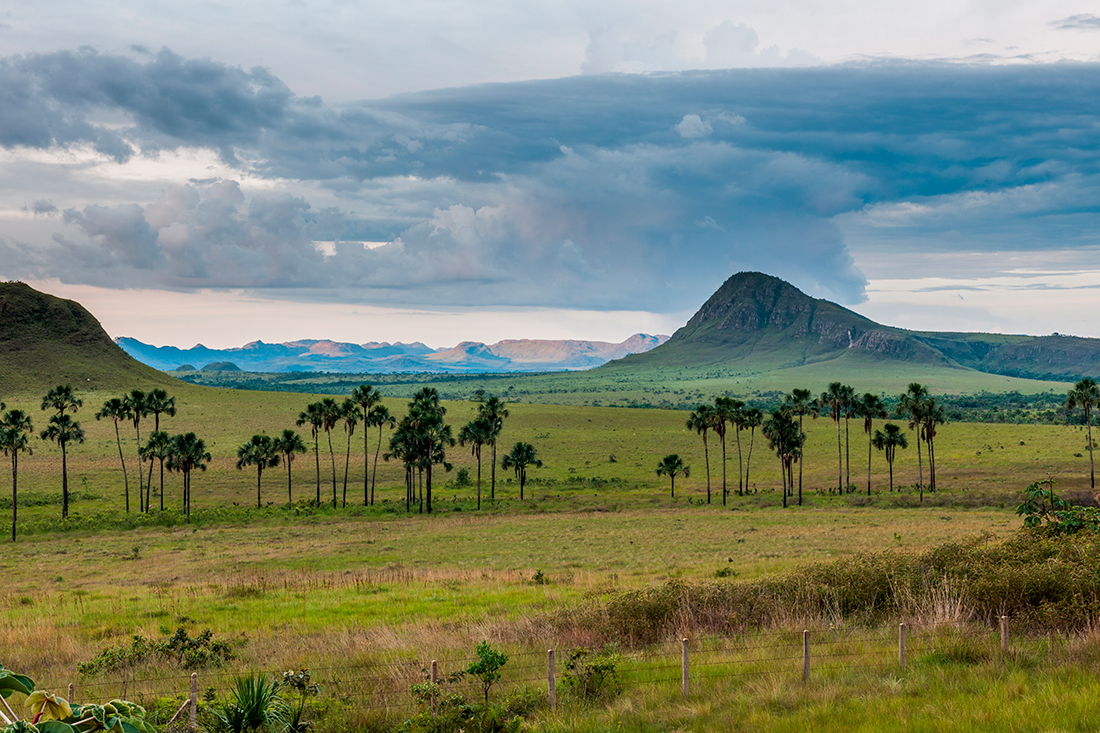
xmin=25 ymin=200 xmax=58 ymax=216
xmin=1050 ymin=14 xmax=1100 ymax=31
xmin=3 ymin=51 xmax=1100 ymax=314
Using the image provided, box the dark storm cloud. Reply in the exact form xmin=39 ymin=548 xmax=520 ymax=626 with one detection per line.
xmin=3 ymin=50 xmax=1100 ymax=310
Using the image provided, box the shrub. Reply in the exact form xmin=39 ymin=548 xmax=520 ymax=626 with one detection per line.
xmin=78 ymin=627 xmax=235 ymax=676
xmin=561 ymin=648 xmax=621 ymax=702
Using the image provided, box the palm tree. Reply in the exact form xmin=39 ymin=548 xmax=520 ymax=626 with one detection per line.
xmin=475 ymin=392 xmax=509 ymax=501
xmin=859 ymin=393 xmax=889 ymax=496
xmin=273 ymin=429 xmax=307 ymax=507
xmin=145 ymin=389 xmax=176 ymax=512
xmin=95 ymin=397 xmax=133 ymax=512
xmin=40 ymin=413 xmax=85 ymax=518
xmin=872 ymin=423 xmax=908 ymax=493
xmin=296 ymin=402 xmax=324 ymax=504
xmin=459 ymin=416 xmax=494 ymax=510
xmin=714 ymin=397 xmax=742 ymax=505
xmin=687 ymin=404 xmax=716 ymax=503
xmin=318 ymin=398 xmax=342 ymax=508
xmin=655 ymin=454 xmax=690 ymax=497
xmin=922 ymin=401 xmax=947 ymax=492
xmin=123 ymin=390 xmax=149 ymax=512
xmin=41 ymin=385 xmax=82 ymax=417
xmin=1067 ymin=378 xmax=1100 ymax=489
xmin=168 ymin=432 xmax=211 ymax=520
xmin=142 ymin=431 xmax=172 ymax=511
xmin=783 ymin=389 xmax=815 ymax=505
xmin=502 ymin=442 xmax=542 ymax=500
xmin=365 ymin=404 xmax=395 ymax=505
xmin=236 ymin=434 xmax=281 ymax=509
xmin=339 ymin=400 xmax=362 ymax=508
xmin=0 ymin=410 xmax=34 ymax=541
xmin=408 ymin=388 xmax=454 ymax=514
xmin=897 ymin=383 xmax=930 ymax=495
xmin=763 ymin=409 xmax=801 ymax=508
xmin=384 ymin=423 xmax=417 ymax=513
xmin=351 ymin=384 xmax=383 ymax=505
xmin=819 ymin=383 xmax=853 ymax=492
xmin=742 ymin=407 xmax=763 ymax=492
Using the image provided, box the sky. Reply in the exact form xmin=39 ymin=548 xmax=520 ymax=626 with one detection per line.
xmin=2 ymin=2 xmax=1100 ymax=349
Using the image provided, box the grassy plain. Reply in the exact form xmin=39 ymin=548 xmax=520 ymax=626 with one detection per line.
xmin=2 ymin=381 xmax=1097 ymax=731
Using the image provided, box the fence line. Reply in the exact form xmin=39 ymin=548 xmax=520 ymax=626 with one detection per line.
xmin=55 ymin=619 xmax=1029 ymax=725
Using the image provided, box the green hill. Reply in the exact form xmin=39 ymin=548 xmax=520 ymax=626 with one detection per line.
xmin=598 ymin=272 xmax=1091 ymax=394
xmin=0 ymin=282 xmax=178 ymax=396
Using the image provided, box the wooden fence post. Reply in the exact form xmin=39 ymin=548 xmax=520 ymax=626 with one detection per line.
xmin=802 ymin=630 xmax=810 ymax=682
xmin=430 ymin=660 xmax=439 ymax=718
xmin=1000 ymin=616 xmax=1009 ymax=654
xmin=899 ymin=623 xmax=907 ymax=667
xmin=547 ymin=649 xmax=556 ymax=711
xmin=188 ymin=672 xmax=197 ymax=731
xmin=67 ymin=683 xmax=74 ymax=704
xmin=681 ymin=638 xmax=689 ymax=697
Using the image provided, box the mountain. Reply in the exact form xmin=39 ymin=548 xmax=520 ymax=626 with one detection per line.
xmin=0 ymin=282 xmax=177 ymax=394
xmin=116 ymin=333 xmax=669 ymax=374
xmin=605 ymin=271 xmax=1100 ymax=382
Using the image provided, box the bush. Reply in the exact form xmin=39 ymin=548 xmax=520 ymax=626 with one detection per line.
xmin=561 ymin=648 xmax=621 ymax=702
xmin=78 ymin=627 xmax=235 ymax=676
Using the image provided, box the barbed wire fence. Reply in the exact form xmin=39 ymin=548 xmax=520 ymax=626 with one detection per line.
xmin=44 ymin=617 xmax=1023 ymax=728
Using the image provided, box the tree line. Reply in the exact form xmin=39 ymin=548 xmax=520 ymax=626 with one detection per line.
xmin=660 ymin=382 xmax=947 ymax=505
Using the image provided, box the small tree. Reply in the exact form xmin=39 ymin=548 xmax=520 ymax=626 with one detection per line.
xmin=501 ymin=442 xmax=541 ymax=500
xmin=466 ymin=640 xmax=508 ymax=706
xmin=872 ymin=423 xmax=908 ymax=493
xmin=655 ymin=454 xmax=689 ymax=497
xmin=273 ymin=429 xmax=307 ymax=507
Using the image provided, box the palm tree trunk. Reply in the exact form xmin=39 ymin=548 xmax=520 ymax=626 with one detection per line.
xmin=1090 ymin=410 xmax=1095 ymax=489
xmin=114 ymin=421 xmax=129 ymax=513
xmin=835 ymin=418 xmax=842 ymax=493
xmin=780 ymin=455 xmax=787 ymax=508
xmin=476 ymin=448 xmax=482 ymax=510
xmin=720 ymin=433 xmax=727 ymax=506
xmin=146 ymin=457 xmax=155 ymax=513
xmin=134 ymin=425 xmax=142 ymax=513
xmin=372 ymin=426 xmax=384 ymax=505
xmin=257 ymin=467 xmax=263 ymax=509
xmin=159 ymin=458 xmax=165 ymax=511
xmin=916 ymin=432 xmax=924 ymax=494
xmin=314 ymin=437 xmax=321 ymax=504
xmin=702 ymin=434 xmax=711 ymax=503
xmin=888 ymin=456 xmax=894 ymax=492
xmin=61 ymin=441 xmax=69 ymax=519
xmin=11 ymin=453 xmax=18 ymax=542
xmin=735 ymin=429 xmax=744 ymax=496
xmin=490 ymin=441 xmax=497 ymax=500
xmin=867 ymin=429 xmax=873 ymax=497
xmin=364 ymin=429 xmax=370 ymax=505
xmin=746 ymin=428 xmax=756 ymax=490
xmin=418 ymin=468 xmax=424 ymax=513
xmin=844 ymin=417 xmax=851 ymax=491
xmin=798 ymin=416 xmax=804 ymax=506
xmin=343 ymin=432 xmax=351 ymax=508
xmin=326 ymin=430 xmax=337 ymax=509
xmin=287 ymin=460 xmax=293 ymax=507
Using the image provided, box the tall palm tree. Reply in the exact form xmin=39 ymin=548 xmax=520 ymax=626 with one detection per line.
xmin=365 ymin=404 xmax=395 ymax=505
xmin=409 ymin=388 xmax=454 ymax=514
xmin=40 ymin=413 xmax=85 ymax=518
xmin=502 ymin=442 xmax=542 ymax=500
xmin=687 ymin=404 xmax=716 ymax=503
xmin=459 ymin=416 xmax=494 ymax=510
xmin=142 ymin=431 xmax=172 ymax=511
xmin=783 ymin=389 xmax=815 ymax=505
xmin=897 ymin=383 xmax=930 ymax=496
xmin=742 ymin=407 xmax=763 ymax=493
xmin=123 ymin=390 xmax=149 ymax=512
xmin=872 ymin=423 xmax=908 ymax=493
xmin=95 ymin=397 xmax=133 ymax=512
xmin=0 ymin=410 xmax=34 ymax=541
xmin=714 ymin=397 xmax=742 ymax=505
xmin=819 ymin=383 xmax=853 ymax=492
xmin=384 ymin=423 xmax=417 ymax=513
xmin=296 ymin=402 xmax=324 ymax=504
xmin=340 ymin=400 xmax=361 ymax=508
xmin=655 ymin=454 xmax=689 ymax=498
xmin=922 ymin=401 xmax=947 ymax=493
xmin=168 ymin=432 xmax=211 ymax=520
xmin=476 ymin=392 xmax=509 ymax=501
xmin=859 ymin=393 xmax=889 ymax=496
xmin=236 ymin=434 xmax=281 ymax=509
xmin=146 ymin=388 xmax=177 ymax=431
xmin=351 ymin=384 xmax=383 ymax=505
xmin=763 ymin=409 xmax=801 ymax=509
xmin=1066 ymin=377 xmax=1100 ymax=489
xmin=273 ymin=429 xmax=307 ymax=507
xmin=318 ymin=398 xmax=342 ymax=508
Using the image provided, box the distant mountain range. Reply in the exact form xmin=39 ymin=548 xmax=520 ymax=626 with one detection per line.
xmin=606 ymin=271 xmax=1100 ymax=382
xmin=115 ymin=333 xmax=669 ymax=374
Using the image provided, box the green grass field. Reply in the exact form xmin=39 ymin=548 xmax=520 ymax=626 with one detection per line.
xmin=3 ymin=380 xmax=1099 ymax=732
